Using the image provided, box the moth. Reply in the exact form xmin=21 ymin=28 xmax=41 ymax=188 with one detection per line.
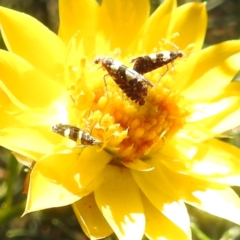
xmin=94 ymin=56 xmax=154 ymax=105
xmin=131 ymin=50 xmax=183 ymax=75
xmin=52 ymin=124 xmax=101 ymax=146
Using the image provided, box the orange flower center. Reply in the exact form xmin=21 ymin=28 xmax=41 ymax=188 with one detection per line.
xmin=68 ymin=55 xmax=189 ymax=164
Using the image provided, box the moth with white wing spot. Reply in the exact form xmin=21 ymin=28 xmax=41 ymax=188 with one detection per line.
xmin=94 ymin=56 xmax=154 ymax=105
xmin=52 ymin=124 xmax=101 ymax=146
xmin=131 ymin=50 xmax=183 ymax=75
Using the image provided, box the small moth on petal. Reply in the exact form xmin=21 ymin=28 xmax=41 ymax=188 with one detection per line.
xmin=52 ymin=124 xmax=101 ymax=146
xmin=94 ymin=56 xmax=154 ymax=105
xmin=131 ymin=50 xmax=183 ymax=75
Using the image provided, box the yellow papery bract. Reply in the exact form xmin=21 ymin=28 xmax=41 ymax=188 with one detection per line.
xmin=59 ymin=0 xmax=99 ymax=57
xmin=0 ymin=126 xmax=55 ymax=156
xmin=189 ymin=188 xmax=240 ymax=225
xmin=31 ymin=147 xmax=111 ymax=197
xmin=196 ymin=98 xmax=240 ymax=134
xmin=158 ymin=161 xmax=229 ymax=201
xmin=122 ymin=158 xmax=154 ymax=171
xmin=180 ymin=123 xmax=216 ymax=143
xmin=99 ymin=0 xmax=150 ymax=50
xmin=212 ymin=107 xmax=240 ymax=133
xmin=0 ymin=50 xmax=64 ymax=109
xmin=160 ymin=137 xmax=240 ymax=185
xmin=168 ymin=3 xmax=207 ymax=50
xmin=73 ymin=194 xmax=113 ymax=239
xmin=95 ymin=166 xmax=145 ymax=240
xmin=25 ymin=149 xmax=111 ymax=214
xmin=132 ymin=0 xmax=176 ymax=53
xmin=0 ymin=110 xmax=21 ymax=129
xmin=73 ymin=146 xmax=112 ymax=190
xmin=201 ymin=94 xmax=240 ymax=133
xmin=15 ymin=102 xmax=70 ymax=127
xmin=179 ymin=41 xmax=240 ymax=93
xmin=189 ymin=96 xmax=240 ymax=122
xmin=0 ymin=88 xmax=11 ymax=106
xmin=132 ymin=163 xmax=191 ymax=236
xmin=195 ymin=139 xmax=240 ymax=184
xmin=142 ymin=193 xmax=190 ymax=240
xmin=0 ymin=7 xmax=65 ymax=79
xmin=2 ymin=145 xmax=41 ymax=162
xmin=24 ymin=164 xmax=81 ymax=214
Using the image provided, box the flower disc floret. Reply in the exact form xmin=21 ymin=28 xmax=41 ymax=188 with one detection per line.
xmin=67 ymin=51 xmax=188 ymax=164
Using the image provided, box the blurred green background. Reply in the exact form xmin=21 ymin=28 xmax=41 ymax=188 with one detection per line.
xmin=0 ymin=0 xmax=240 ymax=239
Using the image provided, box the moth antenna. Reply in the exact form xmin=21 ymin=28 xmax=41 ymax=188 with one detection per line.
xmin=161 ymin=38 xmax=180 ymax=50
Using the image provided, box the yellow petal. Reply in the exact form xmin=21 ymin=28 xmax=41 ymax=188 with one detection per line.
xmin=189 ymin=96 xmax=240 ymax=122
xmin=132 ymin=162 xmax=178 ymax=205
xmin=26 ymin=149 xmax=110 ymax=213
xmin=0 ymin=7 xmax=65 ymax=78
xmin=0 ymin=88 xmax=11 ymax=106
xmin=132 ymin=0 xmax=176 ymax=53
xmin=0 ymin=125 xmax=55 ymax=156
xmin=189 ymin=188 xmax=240 ymax=225
xmin=15 ymin=101 xmax=70 ymax=127
xmin=179 ymin=40 xmax=240 ymax=94
xmin=75 ymin=147 xmax=112 ymax=189
xmin=162 ymin=201 xmax=190 ymax=238
xmin=99 ymin=0 xmax=149 ymax=50
xmin=73 ymin=193 xmax=113 ymax=239
xmin=0 ymin=109 xmax=21 ymax=129
xmin=58 ymin=0 xmax=99 ymax=57
xmin=180 ymin=123 xmax=215 ymax=143
xmin=1 ymin=145 xmax=40 ymax=161
xmin=24 ymin=162 xmax=81 ymax=214
xmin=161 ymin=137 xmax=240 ymax=185
xmin=132 ymin=164 xmax=190 ymax=236
xmin=159 ymin=161 xmax=228 ymax=203
xmin=197 ymin=84 xmax=240 ymax=133
xmin=159 ymin=136 xmax=200 ymax=172
xmin=95 ymin=165 xmax=145 ymax=240
xmin=36 ymin=147 xmax=111 ymax=195
xmin=193 ymin=139 xmax=240 ymax=185
xmin=168 ymin=2 xmax=207 ymax=50
xmin=122 ymin=158 xmax=154 ymax=171
xmin=211 ymin=106 xmax=240 ymax=133
xmin=0 ymin=50 xmax=64 ymax=109
xmin=142 ymin=193 xmax=190 ymax=240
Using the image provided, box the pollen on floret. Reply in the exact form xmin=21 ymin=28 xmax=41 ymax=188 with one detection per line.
xmin=129 ymin=118 xmax=142 ymax=129
xmin=132 ymin=127 xmax=145 ymax=139
xmin=97 ymin=96 xmax=108 ymax=110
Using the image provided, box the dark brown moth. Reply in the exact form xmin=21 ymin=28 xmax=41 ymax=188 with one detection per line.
xmin=131 ymin=50 xmax=183 ymax=75
xmin=94 ymin=56 xmax=154 ymax=105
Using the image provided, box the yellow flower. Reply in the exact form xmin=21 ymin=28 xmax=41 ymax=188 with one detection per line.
xmin=1 ymin=0 xmax=240 ymax=239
